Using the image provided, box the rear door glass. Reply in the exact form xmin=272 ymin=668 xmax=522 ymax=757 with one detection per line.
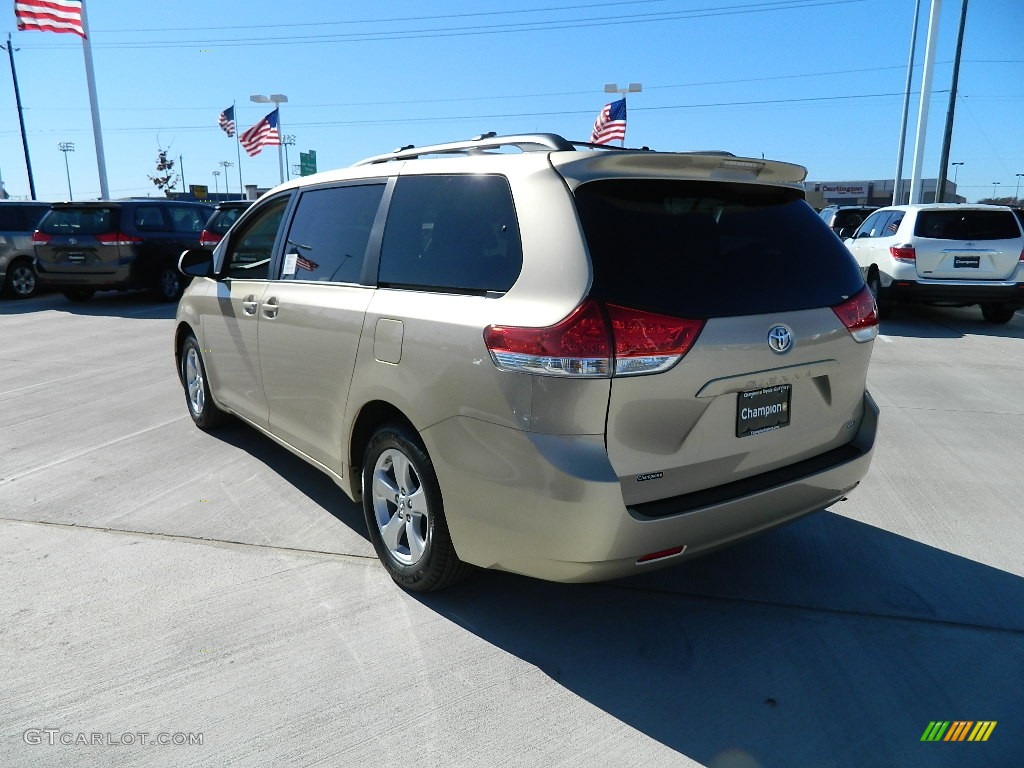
xmin=40 ymin=208 xmax=116 ymax=235
xmin=914 ymin=210 xmax=1021 ymax=240
xmin=574 ymin=180 xmax=864 ymax=318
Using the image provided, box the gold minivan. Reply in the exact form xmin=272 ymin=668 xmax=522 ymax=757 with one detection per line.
xmin=175 ymin=133 xmax=879 ymax=591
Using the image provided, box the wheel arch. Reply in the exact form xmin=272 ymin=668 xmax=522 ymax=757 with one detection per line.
xmin=174 ymin=321 xmax=197 ymax=382
xmin=348 ymin=400 xmax=418 ymax=501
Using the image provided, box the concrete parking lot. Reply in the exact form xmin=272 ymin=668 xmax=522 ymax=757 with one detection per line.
xmin=1 ymin=292 xmax=1022 ymax=767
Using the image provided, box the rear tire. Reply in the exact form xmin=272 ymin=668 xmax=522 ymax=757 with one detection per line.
xmin=3 ymin=259 xmax=37 ymax=299
xmin=180 ymin=334 xmax=227 ymax=429
xmin=63 ymin=288 xmax=95 ymax=302
xmin=362 ymin=424 xmax=471 ymax=592
xmin=866 ymin=271 xmax=892 ymax=320
xmin=981 ymin=303 xmax=1016 ymax=324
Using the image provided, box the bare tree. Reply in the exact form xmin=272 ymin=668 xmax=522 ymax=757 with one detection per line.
xmin=149 ymin=148 xmax=179 ymax=196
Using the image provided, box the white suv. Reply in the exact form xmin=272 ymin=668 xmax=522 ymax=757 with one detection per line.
xmin=844 ymin=203 xmax=1024 ymax=323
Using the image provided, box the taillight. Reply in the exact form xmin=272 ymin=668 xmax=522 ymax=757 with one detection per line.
xmin=833 ymin=286 xmax=878 ymax=343
xmin=483 ymin=300 xmax=704 ymax=378
xmin=199 ymin=230 xmax=221 ymax=248
xmin=31 ymin=230 xmax=51 ymax=244
xmin=890 ymin=244 xmax=916 ymax=262
xmin=95 ymin=231 xmax=143 ymax=246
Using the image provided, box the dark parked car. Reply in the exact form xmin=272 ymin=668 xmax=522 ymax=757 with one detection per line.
xmin=819 ymin=205 xmax=878 ymax=238
xmin=33 ymin=199 xmax=213 ymax=302
xmin=0 ymin=200 xmax=51 ymax=299
xmin=199 ymin=200 xmax=253 ymax=248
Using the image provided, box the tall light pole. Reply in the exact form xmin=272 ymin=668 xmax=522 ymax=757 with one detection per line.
xmin=282 ymin=135 xmax=296 ymax=181
xmin=951 ymin=161 xmax=964 ymax=185
xmin=991 ymin=181 xmax=1000 ymax=200
xmin=1015 ymin=173 xmax=1024 ymax=203
xmin=212 ymin=170 xmax=221 ymax=197
xmin=58 ymin=142 xmax=75 ymax=200
xmin=603 ymin=82 xmax=641 ymax=146
xmin=250 ymin=93 xmax=288 ymax=184
xmin=219 ymin=160 xmax=234 ymax=197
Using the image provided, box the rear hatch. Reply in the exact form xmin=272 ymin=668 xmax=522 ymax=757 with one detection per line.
xmin=34 ymin=205 xmax=124 ymax=275
xmin=569 ymin=176 xmax=874 ymax=507
xmin=912 ymin=208 xmax=1023 ymax=280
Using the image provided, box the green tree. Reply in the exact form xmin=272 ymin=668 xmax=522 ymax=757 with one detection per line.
xmin=149 ymin=149 xmax=179 ymax=196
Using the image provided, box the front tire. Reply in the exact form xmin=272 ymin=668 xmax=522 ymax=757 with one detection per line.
xmin=152 ymin=264 xmax=184 ymax=302
xmin=3 ymin=259 xmax=37 ymax=299
xmin=866 ymin=271 xmax=892 ymax=320
xmin=981 ymin=303 xmax=1016 ymax=324
xmin=180 ymin=334 xmax=227 ymax=429
xmin=362 ymin=424 xmax=470 ymax=592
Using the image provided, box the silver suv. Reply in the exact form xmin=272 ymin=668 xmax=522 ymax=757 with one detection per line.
xmin=844 ymin=203 xmax=1024 ymax=323
xmin=175 ymin=133 xmax=879 ymax=591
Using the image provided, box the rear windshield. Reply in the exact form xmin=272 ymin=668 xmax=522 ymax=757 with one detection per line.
xmin=914 ymin=210 xmax=1021 ymax=240
xmin=40 ymin=208 xmax=116 ymax=235
xmin=574 ymin=180 xmax=864 ymax=318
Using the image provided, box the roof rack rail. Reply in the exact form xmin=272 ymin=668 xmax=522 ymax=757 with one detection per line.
xmin=353 ymin=132 xmax=580 ymax=166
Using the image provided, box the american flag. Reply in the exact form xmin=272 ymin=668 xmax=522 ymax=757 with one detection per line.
xmin=218 ymin=105 xmax=236 ymax=137
xmin=239 ymin=109 xmax=280 ymax=157
xmin=15 ymin=0 xmax=86 ymax=37
xmin=590 ymin=98 xmax=627 ymax=145
xmin=296 ymin=255 xmax=319 ymax=272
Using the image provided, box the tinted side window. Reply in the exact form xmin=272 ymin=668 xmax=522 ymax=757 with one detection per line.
xmin=855 ymin=210 xmax=890 ymax=238
xmin=0 ymin=205 xmax=48 ymax=231
xmin=281 ymin=184 xmax=384 ymax=283
xmin=223 ymin=198 xmax=288 ymax=280
xmin=575 ymin=180 xmax=864 ymax=318
xmin=134 ymin=206 xmax=169 ymax=231
xmin=914 ymin=210 xmax=1021 ymax=240
xmin=379 ymin=175 xmax=522 ymax=293
xmin=168 ymin=206 xmax=209 ymax=234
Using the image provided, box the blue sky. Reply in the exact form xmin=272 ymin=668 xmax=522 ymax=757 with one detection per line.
xmin=2 ymin=0 xmax=1022 ymax=202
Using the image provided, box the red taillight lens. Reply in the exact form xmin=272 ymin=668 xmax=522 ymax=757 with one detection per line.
xmin=95 ymin=231 xmax=143 ymax=246
xmin=199 ymin=230 xmax=221 ymax=248
xmin=832 ymin=286 xmax=878 ymax=343
xmin=31 ymin=230 xmax=51 ymax=244
xmin=484 ymin=300 xmax=704 ymax=377
xmin=890 ymin=244 xmax=916 ymax=262
xmin=606 ymin=304 xmax=705 ymax=375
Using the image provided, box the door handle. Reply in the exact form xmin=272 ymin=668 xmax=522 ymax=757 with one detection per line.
xmin=242 ymin=294 xmax=258 ymax=315
xmin=262 ymin=296 xmax=279 ymax=319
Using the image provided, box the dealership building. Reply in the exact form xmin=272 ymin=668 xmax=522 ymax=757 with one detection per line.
xmin=804 ymin=178 xmax=963 ymax=208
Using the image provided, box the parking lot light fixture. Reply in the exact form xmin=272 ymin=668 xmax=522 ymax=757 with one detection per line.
xmin=58 ymin=142 xmax=75 ymax=200
xmin=992 ymin=181 xmax=1000 ymax=199
xmin=251 ymin=93 xmax=289 ymax=184
xmin=212 ymin=170 xmax=220 ymax=197
xmin=1015 ymin=173 xmax=1024 ymax=203
xmin=219 ymin=160 xmax=234 ymax=197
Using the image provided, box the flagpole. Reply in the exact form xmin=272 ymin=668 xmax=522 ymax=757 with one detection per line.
xmin=78 ymin=1 xmax=109 ymax=199
xmin=234 ymin=100 xmax=244 ymax=198
xmin=276 ymin=108 xmax=285 ymax=185
xmin=3 ymin=34 xmax=37 ymax=199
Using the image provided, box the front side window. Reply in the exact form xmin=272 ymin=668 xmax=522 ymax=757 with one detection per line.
xmin=854 ymin=210 xmax=891 ymax=239
xmin=378 ymin=175 xmax=522 ymax=293
xmin=168 ymin=206 xmax=209 ymax=234
xmin=222 ymin=198 xmax=288 ymax=280
xmin=281 ymin=184 xmax=384 ymax=284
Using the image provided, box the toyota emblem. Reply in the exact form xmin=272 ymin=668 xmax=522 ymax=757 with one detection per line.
xmin=767 ymin=325 xmax=793 ymax=354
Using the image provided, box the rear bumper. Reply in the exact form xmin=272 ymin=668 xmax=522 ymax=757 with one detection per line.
xmin=425 ymin=391 xmax=879 ymax=583
xmin=35 ymin=263 xmax=135 ymax=290
xmin=883 ymin=279 xmax=1024 ymax=307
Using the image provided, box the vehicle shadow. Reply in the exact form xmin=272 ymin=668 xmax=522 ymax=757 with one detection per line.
xmin=205 ymin=420 xmax=369 ymax=539
xmin=0 ymin=291 xmax=178 ymax=319
xmin=418 ymin=512 xmax=1024 ymax=767
xmin=879 ymin=305 xmax=1023 ymax=340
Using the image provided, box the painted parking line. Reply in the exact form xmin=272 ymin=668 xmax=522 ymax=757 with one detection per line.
xmin=877 ymin=334 xmax=894 ymax=343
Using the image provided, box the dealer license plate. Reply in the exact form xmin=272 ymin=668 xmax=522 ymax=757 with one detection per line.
xmin=953 ymin=255 xmax=980 ymax=269
xmin=736 ymin=384 xmax=791 ymax=438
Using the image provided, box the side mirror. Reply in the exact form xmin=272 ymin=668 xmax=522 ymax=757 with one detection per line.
xmin=838 ymin=227 xmax=853 ymax=239
xmin=178 ymin=248 xmax=214 ymax=278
